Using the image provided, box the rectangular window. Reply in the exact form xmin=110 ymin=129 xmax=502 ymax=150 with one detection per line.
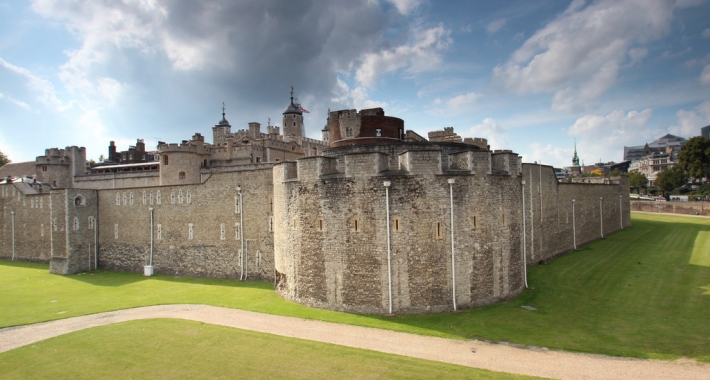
xmin=157 ymin=190 xmax=161 ymax=204
xmin=53 ymin=218 xmax=58 ymax=232
xmin=188 ymin=223 xmax=194 ymax=240
xmin=114 ymin=224 xmax=119 ymax=239
xmin=157 ymin=224 xmax=162 ymax=240
xmin=235 ymin=222 xmax=241 ymax=240
xmin=293 ymin=218 xmax=297 ymax=230
xmin=123 ymin=193 xmax=127 ymax=206
xmin=178 ymin=190 xmax=184 ymax=204
xmin=129 ymin=192 xmax=134 ymax=205
xmin=41 ymin=223 xmax=44 ymax=237
xmin=171 ymin=190 xmax=176 ymax=204
xmin=392 ymin=217 xmax=402 ymax=232
xmin=220 ymin=223 xmax=226 ymax=240
xmin=143 ymin=191 xmax=147 ymax=205
xmin=150 ymin=192 xmax=154 ymax=205
xmin=186 ymin=190 xmax=192 ymax=204
xmin=73 ymin=217 xmax=80 ymax=230
xmin=31 ymin=199 xmax=34 ymax=208
xmin=88 ymin=216 xmax=94 ymax=230
xmin=472 ymin=214 xmax=478 ymax=230
xmin=269 ymin=216 xmax=274 ymax=232
xmin=235 ymin=195 xmax=241 ymax=213
xmin=116 ymin=193 xmax=121 ymax=205
xmin=435 ymin=221 xmax=443 ymax=239
xmin=256 ymin=250 xmax=261 ymax=267
xmin=317 ymin=217 xmax=324 ymax=231
xmin=501 ymin=213 xmax=506 ymax=226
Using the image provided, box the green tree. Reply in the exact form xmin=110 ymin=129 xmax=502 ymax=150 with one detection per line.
xmin=98 ymin=154 xmax=106 ymax=162
xmin=655 ymin=166 xmax=688 ymax=193
xmin=677 ymin=136 xmax=710 ymax=182
xmin=628 ymin=172 xmax=647 ymax=193
xmin=0 ymin=150 xmax=10 ymax=167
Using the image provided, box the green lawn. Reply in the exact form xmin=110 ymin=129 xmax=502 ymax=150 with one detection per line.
xmin=1 ymin=212 xmax=708 ymax=361
xmin=0 ymin=319 xmax=539 ymax=380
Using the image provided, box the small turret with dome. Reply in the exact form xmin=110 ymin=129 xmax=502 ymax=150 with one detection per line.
xmin=282 ymin=86 xmax=303 ymax=142
xmin=213 ymin=102 xmax=232 ymax=145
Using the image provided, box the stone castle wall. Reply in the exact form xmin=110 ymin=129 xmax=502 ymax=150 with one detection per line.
xmin=0 ymin=184 xmax=52 ymax=262
xmin=273 ymin=149 xmax=629 ymax=314
xmin=50 ymin=188 xmax=99 ymax=275
xmin=630 ymin=200 xmax=710 ymax=216
xmin=97 ymin=168 xmax=275 ymax=280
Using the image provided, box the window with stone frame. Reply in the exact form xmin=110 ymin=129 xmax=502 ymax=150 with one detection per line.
xmin=350 ymin=217 xmax=360 ymax=233
xmin=435 ymin=221 xmax=443 ymax=239
xmin=392 ymin=217 xmax=402 ymax=232
xmin=316 ymin=217 xmax=324 ymax=232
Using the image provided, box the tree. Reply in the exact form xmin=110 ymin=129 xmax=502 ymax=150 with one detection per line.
xmin=655 ymin=166 xmax=688 ymax=193
xmin=98 ymin=154 xmax=105 ymax=162
xmin=677 ymin=136 xmax=710 ymax=182
xmin=0 ymin=150 xmax=10 ymax=167
xmin=628 ymin=172 xmax=648 ymax=193
xmin=608 ymin=168 xmax=626 ymax=177
xmin=590 ymin=168 xmax=604 ymax=177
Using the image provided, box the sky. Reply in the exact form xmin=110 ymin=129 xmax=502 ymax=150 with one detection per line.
xmin=1 ymin=0 xmax=709 ymax=168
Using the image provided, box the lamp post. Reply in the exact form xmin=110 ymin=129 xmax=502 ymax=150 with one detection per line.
xmin=383 ymin=181 xmax=392 ymax=315
xmin=448 ymin=178 xmax=456 ymax=311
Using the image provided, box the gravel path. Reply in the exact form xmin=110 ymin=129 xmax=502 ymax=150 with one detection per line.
xmin=1 ymin=304 xmax=708 ymax=380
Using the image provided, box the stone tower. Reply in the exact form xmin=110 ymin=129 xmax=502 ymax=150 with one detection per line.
xmin=212 ymin=103 xmax=232 ymax=145
xmin=282 ymin=87 xmax=303 ymax=142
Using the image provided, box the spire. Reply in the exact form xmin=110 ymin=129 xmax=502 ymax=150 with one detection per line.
xmin=290 ymin=85 xmax=294 ymax=105
xmin=572 ymin=139 xmax=580 ymax=167
xmin=217 ymin=102 xmax=230 ymax=126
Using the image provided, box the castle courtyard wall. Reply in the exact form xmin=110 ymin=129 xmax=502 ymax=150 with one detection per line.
xmin=0 ymin=184 xmax=52 ymax=262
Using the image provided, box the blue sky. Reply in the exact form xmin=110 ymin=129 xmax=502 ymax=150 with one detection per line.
xmin=1 ymin=0 xmax=709 ymax=168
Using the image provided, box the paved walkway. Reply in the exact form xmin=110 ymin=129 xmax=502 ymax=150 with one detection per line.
xmin=1 ymin=304 xmax=708 ymax=380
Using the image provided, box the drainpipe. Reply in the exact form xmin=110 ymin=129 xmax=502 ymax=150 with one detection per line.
xmin=384 ymin=181 xmax=393 ymax=314
xmin=521 ymin=180 xmax=528 ymax=288
xmin=11 ymin=211 xmax=15 ymax=261
xmin=448 ymin=178 xmax=456 ymax=311
xmin=572 ymin=199 xmax=577 ymax=250
xmin=94 ymin=216 xmax=97 ymax=270
xmin=529 ymin=168 xmax=534 ymax=261
xmin=619 ymin=195 xmax=623 ymax=229
xmin=238 ymin=185 xmax=244 ymax=280
xmin=149 ymin=207 xmax=154 ymax=267
xmin=599 ymin=197 xmax=603 ymax=238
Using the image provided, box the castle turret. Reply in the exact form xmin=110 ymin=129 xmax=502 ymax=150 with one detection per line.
xmin=213 ymin=102 xmax=232 ymax=145
xmin=282 ymin=87 xmax=303 ymax=143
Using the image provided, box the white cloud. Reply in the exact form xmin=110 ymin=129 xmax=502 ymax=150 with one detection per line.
xmin=701 ymin=64 xmax=710 ymax=85
xmin=333 ymin=78 xmax=387 ymax=110
xmin=703 ymin=28 xmax=710 ymax=38
xmin=431 ymin=92 xmax=482 ymax=114
xmin=355 ymin=25 xmax=451 ymax=87
xmin=386 ymin=0 xmax=423 ymax=15
xmin=669 ymin=100 xmax=710 ymax=137
xmin=492 ymin=0 xmax=676 ymax=112
xmin=628 ymin=47 xmax=648 ymax=64
xmin=524 ymin=142 xmax=571 ymax=167
xmin=0 ymin=93 xmax=32 ymax=111
xmin=567 ymin=109 xmax=657 ymax=162
xmin=486 ymin=19 xmax=506 ymax=34
xmin=0 ymin=57 xmax=65 ymax=109
xmin=469 ymin=118 xmax=508 ymax=150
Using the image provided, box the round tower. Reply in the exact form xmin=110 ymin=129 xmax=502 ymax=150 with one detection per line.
xmin=282 ymin=87 xmax=303 ymax=142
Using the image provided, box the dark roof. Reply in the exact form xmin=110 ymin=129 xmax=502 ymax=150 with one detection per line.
xmin=283 ymin=101 xmax=302 ymax=115
xmin=0 ymin=161 xmax=35 ymax=178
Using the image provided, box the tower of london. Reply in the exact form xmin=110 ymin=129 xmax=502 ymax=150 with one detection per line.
xmin=0 ymin=91 xmax=630 ymax=314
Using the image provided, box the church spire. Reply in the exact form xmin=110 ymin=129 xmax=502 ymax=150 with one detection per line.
xmin=572 ymin=139 xmax=580 ymax=167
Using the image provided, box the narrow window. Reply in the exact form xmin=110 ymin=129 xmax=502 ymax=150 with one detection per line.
xmin=235 ymin=222 xmax=241 ymax=240
xmin=351 ymin=218 xmax=360 ymax=233
xmin=435 ymin=221 xmax=443 ymax=239
xmin=123 ymin=193 xmax=127 ymax=205
xmin=129 ymin=192 xmax=134 ymax=205
xmin=73 ymin=217 xmax=79 ymax=230
xmin=53 ymin=218 xmax=58 ymax=232
xmin=235 ymin=195 xmax=241 ymax=213
xmin=171 ymin=190 xmax=175 ymax=204
xmin=220 ymin=223 xmax=226 ymax=240
xmin=40 ymin=198 xmax=44 ymax=208
xmin=317 ymin=217 xmax=324 ymax=231
xmin=293 ymin=218 xmax=297 ymax=230
xmin=42 ymin=165 xmax=47 ymax=172
xmin=116 ymin=193 xmax=121 ymax=205
xmin=256 ymin=250 xmax=262 ymax=267
xmin=41 ymin=223 xmax=44 ymax=237
xmin=163 ymin=155 xmax=169 ymax=165
xmin=188 ymin=223 xmax=194 ymax=240
xmin=143 ymin=191 xmax=147 ymax=205
xmin=269 ymin=216 xmax=274 ymax=232
xmin=501 ymin=213 xmax=506 ymax=226
xmin=179 ymin=172 xmax=185 ymax=180
xmin=178 ymin=190 xmax=184 ymax=204
xmin=392 ymin=217 xmax=402 ymax=232
xmin=376 ymin=128 xmax=382 ymax=137
xmin=60 ymin=220 xmax=64 ymax=231
xmin=256 ymin=157 xmax=261 ymax=163
xmin=157 ymin=224 xmax=162 ymax=240
xmin=186 ymin=190 xmax=192 ymax=204
xmin=293 ymin=121 xmax=296 ymax=127
xmin=157 ymin=190 xmax=161 ymax=204
xmin=114 ymin=224 xmax=119 ymax=239
xmin=88 ymin=216 xmax=94 ymax=230
xmin=472 ymin=214 xmax=478 ymax=230
xmin=31 ymin=199 xmax=34 ymax=208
